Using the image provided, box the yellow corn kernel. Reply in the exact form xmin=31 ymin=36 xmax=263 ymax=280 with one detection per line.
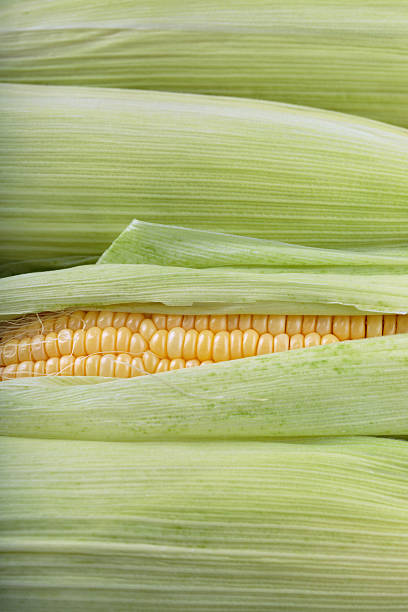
xmin=83 ymin=311 xmax=98 ymax=329
xmin=397 ymin=315 xmax=408 ymax=334
xmin=129 ymin=332 xmax=147 ymax=357
xmin=227 ymin=315 xmax=239 ymax=331
xmin=239 ymin=314 xmax=252 ymax=331
xmin=59 ymin=355 xmax=75 ymax=376
xmin=195 ymin=315 xmax=209 ymax=332
xmin=166 ymin=315 xmax=183 ymax=330
xmin=152 ymin=314 xmax=167 ymax=329
xmin=74 ymin=356 xmax=87 ymax=376
xmin=112 ymin=312 xmax=128 ymax=328
xmin=366 ymin=315 xmax=383 ymax=338
xmin=170 ymin=358 xmax=185 ymax=370
xmin=3 ymin=340 xmax=18 ymax=365
xmin=16 ymin=361 xmax=34 ymax=378
xmin=186 ymin=359 xmax=200 ymax=368
xmin=45 ymin=332 xmax=60 ymax=358
xmin=197 ymin=330 xmax=214 ymax=361
xmin=257 ymin=332 xmax=274 ymax=355
xmin=286 ymin=315 xmax=303 ymax=335
xmin=139 ymin=319 xmax=157 ymax=341
xmin=230 ymin=329 xmax=243 ymax=359
xmin=130 ymin=357 xmax=146 ymax=377
xmin=17 ymin=337 xmax=32 ymax=362
xmin=316 ymin=316 xmax=333 ymax=335
xmin=115 ymin=353 xmax=132 ymax=378
xmin=99 ymin=354 xmax=116 ymax=377
xmin=54 ymin=315 xmax=69 ymax=333
xmin=86 ymin=354 xmax=101 ymax=376
xmin=268 ymin=315 xmax=286 ymax=335
xmin=383 ymin=315 xmax=397 ymax=336
xmin=351 ymin=316 xmax=365 ymax=340
xmin=252 ymin=315 xmax=268 ymax=334
xmin=302 ymin=315 xmax=317 ymax=334
xmin=289 ymin=333 xmax=304 ymax=350
xmin=167 ymin=327 xmax=186 ymax=359
xmin=72 ymin=329 xmax=86 ymax=357
xmin=33 ymin=360 xmax=46 ymax=377
xmin=333 ymin=316 xmax=350 ymax=341
xmin=209 ymin=315 xmax=227 ymax=332
xmin=182 ymin=315 xmax=196 ymax=331
xmin=274 ymin=333 xmax=289 ymax=352
xmin=116 ymin=327 xmax=131 ymax=353
xmin=213 ymin=331 xmax=230 ymax=362
xmin=321 ymin=334 xmax=339 ymax=345
xmin=3 ymin=363 xmax=17 ymax=379
xmin=45 ymin=357 xmax=60 ymax=376
xmin=183 ymin=329 xmax=199 ymax=361
xmin=242 ymin=329 xmax=259 ymax=357
xmin=68 ymin=310 xmax=86 ymax=331
xmin=96 ymin=311 xmax=114 ymax=329
xmin=57 ymin=328 xmax=73 ymax=356
xmin=156 ymin=359 xmax=170 ymax=373
xmin=304 ymin=332 xmax=321 ymax=348
xmin=125 ymin=313 xmax=143 ymax=332
xmin=142 ymin=350 xmax=159 ymax=374
xmin=85 ymin=327 xmax=101 ymax=355
xmin=101 ymin=327 xmax=116 ymax=353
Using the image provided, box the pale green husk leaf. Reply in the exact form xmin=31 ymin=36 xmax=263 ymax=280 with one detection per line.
xmin=1 ymin=335 xmax=408 ymax=440
xmin=99 ymin=220 xmax=408 ymax=268
xmin=1 ymin=84 xmax=408 ymax=272
xmin=1 ymin=436 xmax=408 ymax=610
xmin=1 ymin=263 xmax=408 ymax=317
xmin=1 ymin=0 xmax=407 ymax=127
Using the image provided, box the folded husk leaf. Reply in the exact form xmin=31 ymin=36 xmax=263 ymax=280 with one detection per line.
xmin=1 ymin=263 xmax=408 ymax=317
xmin=1 ymin=436 xmax=408 ymax=610
xmin=99 ymin=220 xmax=408 ymax=268
xmin=1 ymin=84 xmax=408 ymax=272
xmin=1 ymin=0 xmax=408 ymax=128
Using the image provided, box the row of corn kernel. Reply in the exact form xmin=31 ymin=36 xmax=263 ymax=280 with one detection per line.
xmin=0 ymin=353 xmax=212 ymax=380
xmin=2 ymin=311 xmax=407 ymax=343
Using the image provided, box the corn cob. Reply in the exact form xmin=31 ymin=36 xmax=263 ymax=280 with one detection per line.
xmin=1 ymin=1 xmax=407 ymax=128
xmin=1 ymin=84 xmax=408 ymax=274
xmin=1 ymin=311 xmax=408 ymax=381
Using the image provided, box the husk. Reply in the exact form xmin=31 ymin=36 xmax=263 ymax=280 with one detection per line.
xmin=1 ymin=334 xmax=408 ymax=440
xmin=1 ymin=263 xmax=408 ymax=317
xmin=99 ymin=220 xmax=408 ymax=268
xmin=1 ymin=84 xmax=408 ymax=273
xmin=1 ymin=436 xmax=408 ymax=611
xmin=1 ymin=0 xmax=407 ymax=128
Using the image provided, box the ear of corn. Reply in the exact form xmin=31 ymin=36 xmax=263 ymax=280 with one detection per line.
xmin=1 ymin=1 xmax=407 ymax=128
xmin=99 ymin=219 xmax=408 ymax=268
xmin=1 ymin=84 xmax=408 ymax=274
xmin=1 ymin=436 xmax=408 ymax=611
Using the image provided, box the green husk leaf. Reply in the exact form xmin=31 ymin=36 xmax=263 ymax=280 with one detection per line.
xmin=1 ymin=335 xmax=408 ymax=440
xmin=98 ymin=220 xmax=408 ymax=268
xmin=1 ymin=0 xmax=408 ymax=128
xmin=1 ymin=436 xmax=408 ymax=610
xmin=1 ymin=263 xmax=408 ymax=318
xmin=1 ymin=84 xmax=408 ymax=272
